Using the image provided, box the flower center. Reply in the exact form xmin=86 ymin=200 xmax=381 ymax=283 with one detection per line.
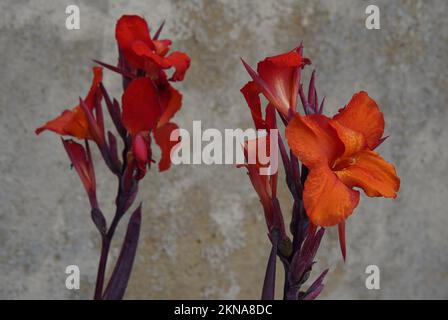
xmin=332 ymin=156 xmax=357 ymax=171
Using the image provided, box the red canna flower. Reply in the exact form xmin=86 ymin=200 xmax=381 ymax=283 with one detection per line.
xmin=36 ymin=67 xmax=103 ymax=141
xmin=241 ymin=46 xmax=310 ymax=117
xmin=286 ymin=91 xmax=400 ymax=227
xmin=121 ymin=77 xmax=181 ymax=175
xmin=115 ymin=15 xmax=190 ymax=81
xmin=36 ymin=14 xmax=191 ymax=300
xmin=62 ymin=139 xmax=97 ymax=209
xmin=113 ymin=15 xmax=189 ymax=177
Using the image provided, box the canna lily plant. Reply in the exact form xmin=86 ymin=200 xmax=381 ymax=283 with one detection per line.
xmin=36 ymin=15 xmax=190 ymax=299
xmin=240 ymin=44 xmax=400 ymax=299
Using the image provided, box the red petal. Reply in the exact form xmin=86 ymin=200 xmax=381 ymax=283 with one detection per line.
xmin=116 ymin=15 xmax=154 ymax=69
xmin=132 ymin=42 xmax=190 ymax=81
xmin=132 ymin=40 xmax=170 ymax=68
xmin=165 ymin=51 xmax=190 ymax=81
xmin=84 ymin=67 xmax=103 ymax=110
xmin=253 ymin=48 xmax=308 ymax=116
xmin=132 ymin=133 xmax=148 ymax=165
xmin=153 ymin=39 xmax=172 ymax=56
xmin=158 ymin=82 xmax=182 ymax=128
xmin=154 ymin=122 xmax=180 ymax=171
xmin=62 ymin=139 xmax=95 ymax=195
xmin=240 ymin=81 xmax=265 ymax=130
xmin=122 ymin=78 xmax=162 ymax=135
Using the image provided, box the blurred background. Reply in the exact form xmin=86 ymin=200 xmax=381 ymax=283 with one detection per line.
xmin=1 ymin=0 xmax=447 ymax=299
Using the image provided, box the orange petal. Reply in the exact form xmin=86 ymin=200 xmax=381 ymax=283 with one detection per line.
xmin=83 ymin=67 xmax=103 ymax=109
xmin=286 ymin=114 xmax=343 ymax=168
xmin=333 ymin=91 xmax=385 ymax=149
xmin=63 ymin=106 xmax=93 ymax=139
xmin=154 ymin=122 xmax=180 ymax=171
xmin=303 ymin=166 xmax=360 ymax=227
xmin=35 ymin=107 xmax=92 ymax=139
xmin=329 ymin=119 xmax=366 ymax=159
xmin=335 ymin=150 xmax=400 ymax=198
xmin=122 ymin=78 xmax=162 ymax=135
xmin=36 ymin=67 xmax=102 ymax=140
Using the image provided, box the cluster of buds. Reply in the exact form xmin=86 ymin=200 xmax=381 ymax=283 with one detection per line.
xmin=240 ymin=44 xmax=399 ymax=299
xmin=36 ymin=15 xmax=190 ymax=299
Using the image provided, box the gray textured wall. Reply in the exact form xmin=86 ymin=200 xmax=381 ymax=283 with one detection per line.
xmin=1 ymin=0 xmax=447 ymax=299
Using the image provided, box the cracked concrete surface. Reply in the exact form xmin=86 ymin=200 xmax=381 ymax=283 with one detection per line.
xmin=1 ymin=0 xmax=447 ymax=299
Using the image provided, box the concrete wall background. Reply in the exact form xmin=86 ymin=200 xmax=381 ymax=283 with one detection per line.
xmin=1 ymin=0 xmax=447 ymax=299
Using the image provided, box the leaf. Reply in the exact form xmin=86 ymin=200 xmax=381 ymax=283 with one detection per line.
xmin=102 ymin=204 xmax=142 ymax=300
xmin=107 ymin=131 xmax=121 ymax=171
xmin=338 ymin=222 xmax=346 ymax=262
xmin=302 ymin=268 xmax=329 ymax=300
xmin=93 ymin=59 xmax=136 ymax=80
xmin=153 ymin=20 xmax=166 ymax=40
xmin=261 ymin=233 xmax=278 ymax=300
xmin=100 ymin=83 xmax=126 ymax=139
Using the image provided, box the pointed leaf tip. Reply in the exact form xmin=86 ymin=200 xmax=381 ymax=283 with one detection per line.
xmin=102 ymin=204 xmax=142 ymax=300
xmin=153 ymin=19 xmax=166 ymax=40
xmin=338 ymin=222 xmax=346 ymax=262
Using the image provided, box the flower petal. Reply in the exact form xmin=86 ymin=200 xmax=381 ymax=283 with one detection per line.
xmin=333 ymin=91 xmax=385 ymax=149
xmin=329 ymin=119 xmax=366 ymax=159
xmin=256 ymin=50 xmax=303 ymax=116
xmin=303 ymin=166 xmax=360 ymax=227
xmin=154 ymin=122 xmax=180 ymax=171
xmin=153 ymin=39 xmax=172 ymax=56
xmin=132 ymin=42 xmax=190 ymax=81
xmin=286 ymin=114 xmax=344 ymax=168
xmin=335 ymin=150 xmax=400 ymax=198
xmin=241 ymin=81 xmax=265 ymax=130
xmin=157 ymin=81 xmax=182 ymax=128
xmin=122 ymin=78 xmax=162 ymax=135
xmin=84 ymin=67 xmax=103 ymax=109
xmin=165 ymin=51 xmax=190 ymax=81
xmin=36 ymin=67 xmax=102 ymax=140
xmin=242 ymin=48 xmax=309 ymax=116
xmin=116 ymin=15 xmax=154 ymax=69
xmin=132 ymin=40 xmax=170 ymax=68
xmin=62 ymin=139 xmax=95 ymax=195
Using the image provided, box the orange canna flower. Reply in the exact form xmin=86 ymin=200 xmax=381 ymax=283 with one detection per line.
xmin=35 ymin=67 xmax=103 ymax=140
xmin=286 ymin=91 xmax=400 ymax=227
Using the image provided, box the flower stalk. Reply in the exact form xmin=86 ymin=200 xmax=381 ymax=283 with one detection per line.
xmin=240 ymin=43 xmax=399 ymax=299
xmin=36 ymin=15 xmax=190 ymax=299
